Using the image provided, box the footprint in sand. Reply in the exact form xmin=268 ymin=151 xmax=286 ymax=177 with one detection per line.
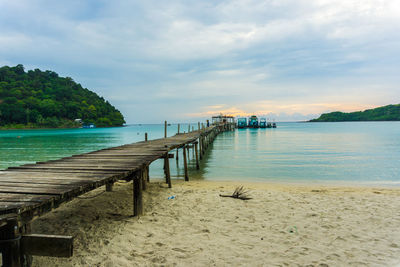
xmin=172 ymin=247 xmax=187 ymax=253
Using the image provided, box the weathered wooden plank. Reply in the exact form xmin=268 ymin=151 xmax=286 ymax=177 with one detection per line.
xmin=7 ymin=166 xmax=135 ymax=172
xmin=0 ymin=176 xmax=111 ymax=186
xmin=0 ymin=202 xmax=39 ymax=212
xmin=32 ymin=160 xmax=148 ymax=168
xmin=0 ymin=182 xmax=83 ymax=189
xmin=0 ymin=171 xmax=112 ymax=179
xmin=0 ymin=193 xmax=56 ymax=203
xmin=42 ymin=158 xmax=156 ymax=164
xmin=5 ymin=168 xmax=128 ymax=174
xmin=21 ymin=234 xmax=73 ymax=257
xmin=0 ymin=186 xmax=73 ymax=195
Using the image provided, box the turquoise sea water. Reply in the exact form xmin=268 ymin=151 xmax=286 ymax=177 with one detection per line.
xmin=1 ymin=122 xmax=399 ymax=186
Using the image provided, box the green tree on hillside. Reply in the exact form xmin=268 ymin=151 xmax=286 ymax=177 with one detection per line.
xmin=0 ymin=64 xmax=125 ymax=128
xmin=310 ymin=104 xmax=400 ymax=122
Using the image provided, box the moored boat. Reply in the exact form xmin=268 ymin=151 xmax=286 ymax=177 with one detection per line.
xmin=248 ymin=115 xmax=258 ymax=128
xmin=237 ymin=117 xmax=247 ymax=128
xmin=259 ymin=118 xmax=267 ymax=128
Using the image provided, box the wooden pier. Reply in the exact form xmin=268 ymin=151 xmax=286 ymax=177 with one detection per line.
xmin=0 ymin=122 xmax=234 ymax=266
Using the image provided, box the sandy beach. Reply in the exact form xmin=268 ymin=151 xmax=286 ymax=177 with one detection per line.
xmin=31 ymin=179 xmax=400 ymax=266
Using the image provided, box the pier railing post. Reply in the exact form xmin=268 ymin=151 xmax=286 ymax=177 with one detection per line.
xmin=164 ymin=121 xmax=167 ymax=138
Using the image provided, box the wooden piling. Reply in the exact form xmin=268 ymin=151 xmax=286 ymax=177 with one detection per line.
xmin=133 ymin=172 xmax=143 ymax=216
xmin=145 ymin=132 xmax=148 ymax=142
xmin=142 ymin=168 xmax=147 ymax=191
xmin=106 ymin=182 xmax=114 ymax=192
xmin=177 ymin=124 xmax=180 ymax=134
xmin=164 ymin=121 xmax=167 ymax=138
xmin=164 ymin=155 xmax=172 ymax=188
xmin=182 ymin=145 xmax=189 ymax=181
xmin=146 ymin=165 xmax=150 ymax=182
xmin=0 ymin=218 xmax=22 ymax=267
xmin=195 ymin=142 xmax=199 ymax=170
xmin=199 ymin=137 xmax=203 ymax=160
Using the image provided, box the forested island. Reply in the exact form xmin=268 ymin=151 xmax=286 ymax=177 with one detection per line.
xmin=0 ymin=64 xmax=125 ymax=129
xmin=310 ymin=104 xmax=400 ymax=122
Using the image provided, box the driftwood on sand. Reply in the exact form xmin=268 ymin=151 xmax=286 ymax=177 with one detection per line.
xmin=219 ymin=186 xmax=252 ymax=200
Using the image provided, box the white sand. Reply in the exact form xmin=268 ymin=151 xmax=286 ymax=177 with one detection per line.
xmin=31 ymin=180 xmax=400 ymax=266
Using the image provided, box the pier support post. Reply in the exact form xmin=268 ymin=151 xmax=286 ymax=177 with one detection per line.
xmin=106 ymin=182 xmax=114 ymax=192
xmin=0 ymin=218 xmax=22 ymax=267
xmin=202 ymin=136 xmax=205 ymax=156
xmin=199 ymin=137 xmax=203 ymax=160
xmin=164 ymin=121 xmax=167 ymax=138
xmin=164 ymin=155 xmax=172 ymax=188
xmin=146 ymin=165 xmax=150 ymax=182
xmin=142 ymin=167 xmax=147 ymax=191
xmin=195 ymin=142 xmax=199 ymax=170
xmin=175 ymin=148 xmax=179 ymax=162
xmin=182 ymin=145 xmax=189 ymax=181
xmin=133 ymin=172 xmax=143 ymax=216
xmin=177 ymin=124 xmax=180 ymax=134
xmin=145 ymin=132 xmax=148 ymax=142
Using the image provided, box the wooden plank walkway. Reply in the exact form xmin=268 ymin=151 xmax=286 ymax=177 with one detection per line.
xmin=0 ymin=124 xmax=233 ymax=266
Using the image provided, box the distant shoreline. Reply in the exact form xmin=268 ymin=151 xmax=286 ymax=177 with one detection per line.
xmin=0 ymin=125 xmax=125 ymax=130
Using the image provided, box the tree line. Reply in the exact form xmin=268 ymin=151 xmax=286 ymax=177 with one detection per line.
xmin=310 ymin=104 xmax=400 ymax=122
xmin=0 ymin=64 xmax=125 ymax=128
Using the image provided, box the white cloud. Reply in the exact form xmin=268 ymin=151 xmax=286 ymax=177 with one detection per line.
xmin=0 ymin=0 xmax=399 ymax=122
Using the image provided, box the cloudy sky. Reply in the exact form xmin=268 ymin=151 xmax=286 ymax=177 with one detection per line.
xmin=1 ymin=0 xmax=399 ymax=123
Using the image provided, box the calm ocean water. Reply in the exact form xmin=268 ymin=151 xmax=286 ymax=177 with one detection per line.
xmin=1 ymin=122 xmax=399 ymax=186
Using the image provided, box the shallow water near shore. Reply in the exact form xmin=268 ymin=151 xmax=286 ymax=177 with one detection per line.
xmin=1 ymin=122 xmax=400 ymax=186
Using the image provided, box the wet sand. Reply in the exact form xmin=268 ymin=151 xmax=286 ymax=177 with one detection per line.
xmin=32 ymin=180 xmax=400 ymax=266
